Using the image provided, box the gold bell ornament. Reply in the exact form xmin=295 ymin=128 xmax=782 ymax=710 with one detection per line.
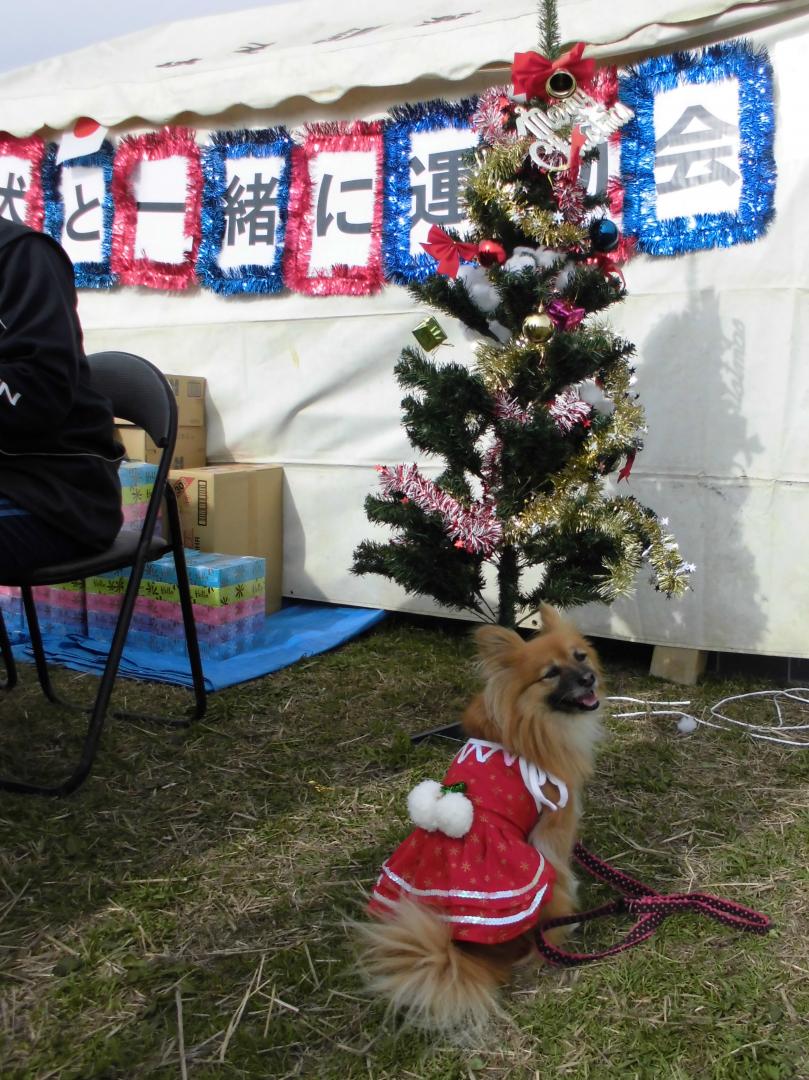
xmin=545 ymin=68 xmax=578 ymax=100
xmin=522 ymin=308 xmax=554 ymax=344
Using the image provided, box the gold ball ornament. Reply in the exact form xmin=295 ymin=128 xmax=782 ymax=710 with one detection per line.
xmin=522 ymin=311 xmax=554 ymax=343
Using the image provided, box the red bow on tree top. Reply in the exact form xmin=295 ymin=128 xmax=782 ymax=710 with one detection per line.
xmin=512 ymin=43 xmax=596 ymax=101
xmin=421 ymin=225 xmax=479 ymax=278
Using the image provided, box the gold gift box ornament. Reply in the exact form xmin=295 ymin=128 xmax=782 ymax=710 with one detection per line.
xmin=412 ymin=316 xmax=448 ymax=352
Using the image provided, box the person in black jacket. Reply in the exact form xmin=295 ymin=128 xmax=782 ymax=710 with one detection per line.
xmin=0 ymin=218 xmax=123 ymax=577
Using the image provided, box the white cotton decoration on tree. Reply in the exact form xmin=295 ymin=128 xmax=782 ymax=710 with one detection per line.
xmin=457 ymin=265 xmax=500 ymax=314
xmin=534 ymin=247 xmax=566 ymax=271
xmin=578 ymin=378 xmax=616 ymax=416
xmin=553 ymin=260 xmax=577 ymax=292
xmin=503 ymin=246 xmax=539 ymax=272
xmin=503 ymin=245 xmax=563 ymax=274
xmin=487 ymin=320 xmax=512 ymax=343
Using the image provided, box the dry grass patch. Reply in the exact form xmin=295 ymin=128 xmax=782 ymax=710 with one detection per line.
xmin=0 ymin=616 xmax=807 ymax=1079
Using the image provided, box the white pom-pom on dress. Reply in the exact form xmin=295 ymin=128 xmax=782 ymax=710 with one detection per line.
xmin=434 ymin=790 xmax=474 ymax=837
xmin=407 ymin=779 xmax=474 ymax=837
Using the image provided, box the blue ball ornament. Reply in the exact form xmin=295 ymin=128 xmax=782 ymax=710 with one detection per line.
xmin=589 ymin=218 xmax=620 ymax=253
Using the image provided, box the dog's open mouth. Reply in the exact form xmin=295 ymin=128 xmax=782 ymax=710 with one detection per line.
xmin=554 ymin=689 xmax=600 ymax=712
xmin=573 ymin=690 xmax=600 ymax=711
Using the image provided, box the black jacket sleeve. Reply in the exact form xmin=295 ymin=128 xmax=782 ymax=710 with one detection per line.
xmin=0 ymin=231 xmax=84 ymax=434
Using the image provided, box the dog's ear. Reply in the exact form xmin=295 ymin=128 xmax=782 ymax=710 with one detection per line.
xmin=474 ymin=624 xmax=523 ymax=675
xmin=536 ymin=603 xmax=566 ymax=634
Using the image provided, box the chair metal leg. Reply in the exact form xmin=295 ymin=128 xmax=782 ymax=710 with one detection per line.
xmin=0 ymin=609 xmax=17 ymax=691
xmin=20 ymin=587 xmax=61 ymax=704
xmin=0 ymin=555 xmax=151 ymax=796
xmin=172 ymin=536 xmax=207 ymax=723
xmin=113 ymin=485 xmax=206 ymax=729
xmin=19 ymin=587 xmax=85 ymax=712
xmin=167 ymin=489 xmax=206 ymax=721
xmin=2 ymin=489 xmax=207 ymax=795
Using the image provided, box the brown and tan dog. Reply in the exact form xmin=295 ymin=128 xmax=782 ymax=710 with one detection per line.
xmin=356 ymin=606 xmax=603 ymax=1030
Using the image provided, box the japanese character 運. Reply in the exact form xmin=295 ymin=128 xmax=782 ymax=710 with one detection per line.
xmin=410 ymin=148 xmax=472 ymax=227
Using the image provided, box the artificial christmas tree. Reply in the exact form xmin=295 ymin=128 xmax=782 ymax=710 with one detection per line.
xmin=353 ymin=1 xmax=694 ymax=628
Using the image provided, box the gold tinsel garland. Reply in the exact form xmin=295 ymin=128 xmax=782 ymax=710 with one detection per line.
xmin=460 ymin=144 xmax=693 ymax=600
xmin=474 ymin=338 xmax=546 ymax=391
xmin=474 ymin=325 xmax=635 ymax=394
xmin=508 ymin=384 xmax=644 ymax=529
xmin=466 ymin=140 xmax=587 ymax=250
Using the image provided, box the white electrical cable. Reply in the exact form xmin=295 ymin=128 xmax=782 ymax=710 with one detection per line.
xmin=607 ymin=690 xmax=809 ymax=748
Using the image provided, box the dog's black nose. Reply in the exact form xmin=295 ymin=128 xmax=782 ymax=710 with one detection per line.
xmin=578 ymin=671 xmax=595 ymax=688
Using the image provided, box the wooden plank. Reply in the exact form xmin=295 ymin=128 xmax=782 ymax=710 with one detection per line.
xmin=650 ymin=645 xmax=708 ymax=686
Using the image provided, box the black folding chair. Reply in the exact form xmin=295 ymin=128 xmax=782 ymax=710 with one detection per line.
xmin=0 ymin=351 xmax=207 ymax=796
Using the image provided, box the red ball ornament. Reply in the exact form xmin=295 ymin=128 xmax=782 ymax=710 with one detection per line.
xmin=477 ymin=240 xmax=507 ymax=268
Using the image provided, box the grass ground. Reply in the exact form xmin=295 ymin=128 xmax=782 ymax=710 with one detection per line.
xmin=0 ymin=614 xmax=807 ymax=1079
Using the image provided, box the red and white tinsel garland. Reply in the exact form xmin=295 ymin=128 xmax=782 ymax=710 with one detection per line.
xmin=0 ymin=134 xmax=46 ymax=232
xmin=495 ymin=388 xmax=590 ymax=433
xmin=111 ymin=127 xmax=203 ymax=290
xmin=471 ymin=87 xmax=519 ymax=147
xmin=283 ymin=121 xmax=386 ymax=296
xmin=493 ymin=390 xmax=533 ymax=425
xmin=376 ymin=463 xmax=503 ymax=556
xmin=548 ymin=390 xmax=592 ymax=432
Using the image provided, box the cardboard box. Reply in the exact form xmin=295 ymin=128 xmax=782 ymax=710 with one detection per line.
xmin=169 ymin=465 xmax=283 ymax=614
xmin=117 ymin=424 xmax=206 ymax=470
xmin=165 ymin=374 xmax=206 ymax=427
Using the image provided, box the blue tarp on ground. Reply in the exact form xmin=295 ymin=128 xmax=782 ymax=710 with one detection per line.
xmin=10 ymin=602 xmax=386 ymax=692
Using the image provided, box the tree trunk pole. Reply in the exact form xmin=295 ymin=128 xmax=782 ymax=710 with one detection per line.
xmin=497 ymin=544 xmax=520 ymax=627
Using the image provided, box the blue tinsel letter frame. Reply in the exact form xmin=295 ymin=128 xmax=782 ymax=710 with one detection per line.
xmin=197 ymin=128 xmax=293 ymax=294
xmin=619 ymin=40 xmax=776 ymax=256
xmin=42 ymin=140 xmax=116 ymax=289
xmin=383 ymin=98 xmax=480 ymax=285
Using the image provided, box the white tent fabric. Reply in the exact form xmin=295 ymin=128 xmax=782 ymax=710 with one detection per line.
xmin=1 ymin=0 xmax=807 ymax=136
xmin=2 ymin=0 xmax=808 ymax=658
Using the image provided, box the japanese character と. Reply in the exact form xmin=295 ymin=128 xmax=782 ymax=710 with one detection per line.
xmin=65 ymin=183 xmax=101 ymax=242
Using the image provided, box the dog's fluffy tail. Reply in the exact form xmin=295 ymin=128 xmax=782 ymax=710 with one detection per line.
xmin=354 ymin=901 xmax=507 ymax=1032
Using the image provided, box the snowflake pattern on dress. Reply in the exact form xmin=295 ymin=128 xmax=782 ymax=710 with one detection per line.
xmin=369 ymin=739 xmax=565 ymax=944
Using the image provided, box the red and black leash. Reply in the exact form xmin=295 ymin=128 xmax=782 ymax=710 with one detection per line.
xmin=534 ymin=842 xmax=772 ymax=967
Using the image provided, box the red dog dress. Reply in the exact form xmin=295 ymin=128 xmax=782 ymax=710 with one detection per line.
xmin=369 ymin=738 xmax=567 ymax=945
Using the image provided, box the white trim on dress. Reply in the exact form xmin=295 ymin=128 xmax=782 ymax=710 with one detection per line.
xmin=372 ymin=882 xmax=551 ymax=927
xmin=377 ymin=851 xmax=547 ymax=901
xmin=455 ymin=739 xmax=568 ymax=814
